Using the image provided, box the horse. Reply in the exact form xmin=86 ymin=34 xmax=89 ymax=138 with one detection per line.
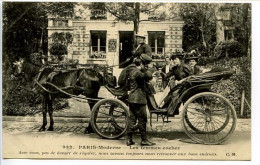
xmin=13 ymin=58 xmax=111 ymax=133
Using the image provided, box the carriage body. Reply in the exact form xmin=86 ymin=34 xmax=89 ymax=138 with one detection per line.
xmin=90 ymin=69 xmax=237 ymax=144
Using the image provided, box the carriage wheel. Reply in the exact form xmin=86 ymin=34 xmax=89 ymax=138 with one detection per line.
xmin=90 ymin=98 xmax=129 ymax=139
xmin=181 ymin=92 xmax=237 ymax=145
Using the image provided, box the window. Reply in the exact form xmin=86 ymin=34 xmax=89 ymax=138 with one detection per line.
xmin=90 ymin=31 xmax=106 ymax=58
xmin=148 ymin=31 xmax=165 ymax=59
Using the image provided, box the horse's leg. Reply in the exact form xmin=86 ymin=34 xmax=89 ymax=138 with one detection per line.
xmin=47 ymin=95 xmax=54 ymax=131
xmin=84 ymin=101 xmax=96 ymax=134
xmin=39 ymin=94 xmax=48 ymax=131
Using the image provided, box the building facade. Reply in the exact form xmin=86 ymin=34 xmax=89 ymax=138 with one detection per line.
xmin=47 ymin=3 xmax=184 ymax=67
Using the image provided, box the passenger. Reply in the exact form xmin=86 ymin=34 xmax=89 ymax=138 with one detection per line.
xmin=161 ymin=51 xmax=192 ymax=89
xmin=126 ymin=53 xmax=156 ymax=146
xmin=159 ymin=52 xmax=192 ymax=114
xmin=185 ymin=50 xmax=203 ymax=75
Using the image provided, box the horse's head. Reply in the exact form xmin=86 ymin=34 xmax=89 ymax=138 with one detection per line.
xmin=13 ymin=58 xmax=25 ymax=75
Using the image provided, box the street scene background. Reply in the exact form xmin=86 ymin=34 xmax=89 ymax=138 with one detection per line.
xmin=1 ymin=1 xmax=252 ymax=160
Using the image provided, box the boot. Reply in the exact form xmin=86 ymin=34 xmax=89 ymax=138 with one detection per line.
xmin=126 ymin=133 xmax=135 ymax=146
xmin=141 ymin=133 xmax=156 ymax=146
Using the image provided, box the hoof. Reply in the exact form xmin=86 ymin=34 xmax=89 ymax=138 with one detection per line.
xmin=84 ymin=126 xmax=94 ymax=134
xmin=39 ymin=127 xmax=46 ymax=132
xmin=47 ymin=127 xmax=54 ymax=131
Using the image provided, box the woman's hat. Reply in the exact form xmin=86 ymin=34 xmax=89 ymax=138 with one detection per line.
xmin=170 ymin=52 xmax=185 ymax=60
xmin=185 ymin=50 xmax=199 ymax=61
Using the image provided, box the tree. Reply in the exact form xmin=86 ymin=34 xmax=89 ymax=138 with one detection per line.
xmin=2 ymin=2 xmax=76 ymax=65
xmin=232 ymin=3 xmax=251 ymax=56
xmin=3 ymin=2 xmax=48 ymax=61
xmin=179 ymin=3 xmax=216 ymax=55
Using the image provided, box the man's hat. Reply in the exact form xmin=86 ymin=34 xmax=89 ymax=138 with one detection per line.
xmin=140 ymin=53 xmax=152 ymax=64
xmin=135 ymin=33 xmax=146 ymax=38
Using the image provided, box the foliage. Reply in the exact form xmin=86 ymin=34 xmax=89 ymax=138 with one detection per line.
xmin=206 ymin=57 xmax=251 ymax=117
xmin=2 ymin=2 xmax=75 ymax=116
xmin=179 ymin=3 xmax=216 ymax=53
xmin=214 ymin=40 xmax=242 ymax=58
xmin=49 ymin=43 xmax=68 ymax=57
xmin=2 ymin=71 xmax=69 ymax=116
xmin=49 ymin=32 xmax=73 ymax=59
xmin=2 ymin=2 xmax=48 ymax=61
xmin=81 ymin=2 xmax=164 ymax=34
xmin=39 ymin=2 xmax=75 ymax=18
xmin=49 ymin=32 xmax=73 ymax=45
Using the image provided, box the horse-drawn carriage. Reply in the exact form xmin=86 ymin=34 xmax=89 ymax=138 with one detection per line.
xmin=14 ymin=59 xmax=237 ymax=145
xmin=90 ymin=69 xmax=237 ymax=145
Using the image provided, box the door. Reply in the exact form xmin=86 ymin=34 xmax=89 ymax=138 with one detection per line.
xmin=119 ymin=31 xmax=134 ymax=68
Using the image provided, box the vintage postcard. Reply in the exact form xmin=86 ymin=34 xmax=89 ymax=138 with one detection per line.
xmin=1 ymin=1 xmax=252 ymax=161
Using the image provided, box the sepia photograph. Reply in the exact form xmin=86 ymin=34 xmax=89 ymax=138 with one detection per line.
xmin=1 ymin=0 xmax=253 ymax=161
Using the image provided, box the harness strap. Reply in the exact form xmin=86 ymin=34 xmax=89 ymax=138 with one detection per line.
xmin=74 ymin=69 xmax=85 ymax=86
xmin=45 ymin=82 xmax=101 ymax=101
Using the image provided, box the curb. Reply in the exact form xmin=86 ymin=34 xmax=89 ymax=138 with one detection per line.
xmin=2 ymin=116 xmax=89 ymax=123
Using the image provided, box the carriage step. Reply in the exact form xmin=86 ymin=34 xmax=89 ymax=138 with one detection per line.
xmin=149 ymin=109 xmax=168 ymax=114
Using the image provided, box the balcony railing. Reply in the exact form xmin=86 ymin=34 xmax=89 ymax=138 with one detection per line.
xmin=53 ymin=20 xmax=68 ymax=27
xmin=90 ymin=9 xmax=107 ymax=20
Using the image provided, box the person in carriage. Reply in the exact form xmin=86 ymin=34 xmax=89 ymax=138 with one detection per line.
xmin=126 ymin=53 xmax=156 ymax=146
xmin=160 ymin=50 xmax=192 ymax=89
xmin=159 ymin=51 xmax=192 ymax=113
xmin=185 ymin=50 xmax=203 ymax=75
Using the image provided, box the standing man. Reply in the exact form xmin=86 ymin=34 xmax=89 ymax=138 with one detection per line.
xmin=126 ymin=53 xmax=156 ymax=146
xmin=133 ymin=33 xmax=152 ymax=57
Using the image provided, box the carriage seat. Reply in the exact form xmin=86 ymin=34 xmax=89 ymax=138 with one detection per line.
xmin=104 ymin=85 xmax=127 ymax=97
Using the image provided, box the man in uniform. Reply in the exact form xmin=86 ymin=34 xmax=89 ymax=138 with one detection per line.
xmin=126 ymin=53 xmax=156 ymax=146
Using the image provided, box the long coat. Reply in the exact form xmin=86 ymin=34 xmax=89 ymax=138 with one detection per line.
xmin=165 ymin=64 xmax=192 ymax=81
xmin=128 ymin=65 xmax=153 ymax=104
xmin=191 ymin=65 xmax=202 ymax=75
xmin=118 ymin=64 xmax=136 ymax=90
xmin=134 ymin=43 xmax=152 ymax=57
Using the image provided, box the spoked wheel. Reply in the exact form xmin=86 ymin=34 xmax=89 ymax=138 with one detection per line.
xmin=90 ymin=98 xmax=129 ymax=139
xmin=181 ymin=92 xmax=237 ymax=144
